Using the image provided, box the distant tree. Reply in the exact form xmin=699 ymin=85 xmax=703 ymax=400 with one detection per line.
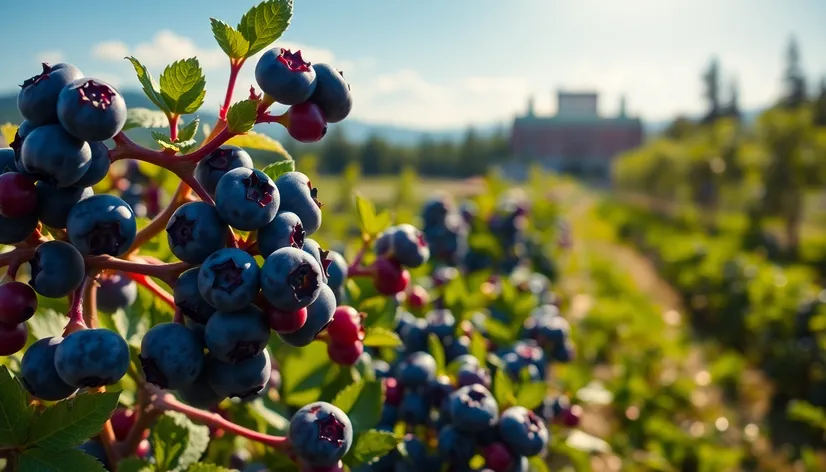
xmin=360 ymin=134 xmax=392 ymax=175
xmin=724 ymin=77 xmax=741 ymax=120
xmin=319 ymin=126 xmax=355 ymax=173
xmin=664 ymin=116 xmax=695 ymax=139
xmin=814 ymin=77 xmax=826 ymax=127
xmin=783 ymin=37 xmax=807 ymax=108
xmin=701 ymin=57 xmax=722 ymax=124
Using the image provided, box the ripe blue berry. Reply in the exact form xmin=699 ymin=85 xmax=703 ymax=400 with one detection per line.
xmin=276 ymin=283 xmax=336 ymax=347
xmin=73 ymin=142 xmax=111 ymax=188
xmin=399 ymin=391 xmax=429 ymax=425
xmin=456 ymin=363 xmax=491 ymax=389
xmin=302 ymin=238 xmax=331 ymax=284
xmin=140 ymin=322 xmax=205 ymax=389
xmin=289 ymin=402 xmax=354 ymax=467
xmin=20 ymin=124 xmax=92 ymax=187
xmin=396 ymin=351 xmax=437 ymax=388
xmin=214 ymin=168 xmax=280 ymax=231
xmin=261 ymin=247 xmax=323 ymax=312
xmin=54 ymin=328 xmax=130 ymax=388
xmin=29 ymin=241 xmax=85 ymax=298
xmin=96 ymin=272 xmax=138 ymax=313
xmin=257 ymin=211 xmax=305 ymax=258
xmin=379 ymin=404 xmax=399 ymax=428
xmin=207 ymin=349 xmax=272 ymax=399
xmin=398 ymin=317 xmax=428 ymax=354
xmin=9 ymin=122 xmax=37 ymax=177
xmin=255 ymin=48 xmax=318 ymax=105
xmin=36 ymin=182 xmax=93 ymax=229
xmin=498 ymin=406 xmax=549 ymax=457
xmin=18 ymin=62 xmax=83 ymax=126
xmin=449 ymin=384 xmax=499 ymax=433
xmin=20 ymin=337 xmax=78 ymax=401
xmin=391 ymin=224 xmax=430 ymax=268
xmin=437 ymin=425 xmax=476 ymax=464
xmin=174 ymin=268 xmax=216 ymax=324
xmin=0 ymin=148 xmax=17 ymax=174
xmin=205 ymin=305 xmax=271 ymax=363
xmin=274 ymin=172 xmax=322 ymax=235
xmin=197 ymin=248 xmax=260 ymax=312
xmin=67 ymin=194 xmax=137 ymax=256
xmin=444 ymin=336 xmax=472 ymax=363
xmin=57 ymin=78 xmax=127 ymax=142
xmin=325 ymin=250 xmax=348 ymax=293
xmin=0 ymin=211 xmax=38 ymax=245
xmin=309 ymin=64 xmax=352 ymax=123
xmin=194 ymin=145 xmax=254 ymax=198
xmin=166 ymin=202 xmax=229 ymax=264
xmin=426 ymin=309 xmax=456 ymax=340
xmin=177 ymin=357 xmax=224 ymax=409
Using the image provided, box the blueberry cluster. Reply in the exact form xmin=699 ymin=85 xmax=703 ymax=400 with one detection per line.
xmin=371 ymin=224 xmax=430 ymax=295
xmin=421 ymin=195 xmax=469 ymax=267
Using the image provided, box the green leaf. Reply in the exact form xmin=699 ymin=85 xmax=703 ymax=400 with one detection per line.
xmin=123 ymin=108 xmax=169 ymax=131
xmin=492 ymin=368 xmax=516 ymax=409
xmin=280 ymin=341 xmax=334 ymax=407
xmin=332 ymin=380 xmax=383 ymax=434
xmin=247 ymin=397 xmax=290 ymax=433
xmin=1 ymin=123 xmax=18 ymax=147
xmin=362 ymin=327 xmax=402 ymax=348
xmin=470 ymin=330 xmax=487 ymax=366
xmin=225 ymin=131 xmax=291 ymax=159
xmin=226 ymin=99 xmax=259 ymax=134
xmin=26 ymin=391 xmax=120 ymax=451
xmin=261 ymin=160 xmax=295 ymax=181
xmin=159 ymin=58 xmax=207 ymax=115
xmin=126 ymin=57 xmax=169 ymax=113
xmin=186 ymin=464 xmax=232 ymax=472
xmin=19 ymin=447 xmax=108 ymax=472
xmin=355 ymin=194 xmax=377 ymax=237
xmin=210 ymin=18 xmax=250 ymax=59
xmin=348 ymin=429 xmax=401 ymax=465
xmin=527 ymin=456 xmax=550 ymax=472
xmin=151 ymin=411 xmax=210 ymax=472
xmin=150 ymin=131 xmax=181 ymax=152
xmin=177 ymin=140 xmax=200 ymax=154
xmin=27 ymin=309 xmax=69 ymax=341
xmin=516 ymin=382 xmax=547 ymax=411
xmin=372 ymin=211 xmax=392 ymax=236
xmin=262 ymin=450 xmax=299 ymax=472
xmin=177 ymin=118 xmax=200 ymax=142
xmin=237 ymin=0 xmax=293 ymax=58
xmin=428 ymin=334 xmax=446 ymax=376
xmin=0 ymin=366 xmax=34 ymax=447
xmin=118 ymin=457 xmax=156 ymax=472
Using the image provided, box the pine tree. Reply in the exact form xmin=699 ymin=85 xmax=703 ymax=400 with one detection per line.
xmin=813 ymin=76 xmax=826 ymax=127
xmin=725 ymin=77 xmax=741 ymax=119
xmin=701 ymin=58 xmax=721 ymax=123
xmin=783 ymin=37 xmax=807 ymax=108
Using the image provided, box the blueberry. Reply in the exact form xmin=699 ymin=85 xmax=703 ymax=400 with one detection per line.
xmin=261 ymin=247 xmax=323 ymax=312
xmin=456 ymin=363 xmax=491 ymax=389
xmin=498 ymin=406 xmax=548 ymax=457
xmin=449 ymin=354 xmax=480 ymax=372
xmin=308 ymin=64 xmax=352 ymax=123
xmin=302 ymin=238 xmax=331 ymax=284
xmin=204 ymin=305 xmax=271 ymax=363
xmin=449 ymin=384 xmax=499 ymax=433
xmin=437 ymin=425 xmax=476 ymax=464
xmin=174 ymin=268 xmax=216 ymax=324
xmin=421 ymin=197 xmax=452 ymax=227
xmin=186 ymin=317 xmax=207 ymax=348
xmin=177 ymin=357 xmax=224 ymax=408
xmin=194 ymin=145 xmax=254 ymax=198
xmin=20 ymin=124 xmax=92 ymax=187
xmin=197 ymin=248 xmax=260 ymax=312
xmin=255 ymin=47 xmax=318 ymax=105
xmin=166 ymin=202 xmax=229 ymax=264
xmin=398 ymin=317 xmax=429 ymax=354
xmin=426 ymin=309 xmax=456 ymax=340
xmin=379 ymin=404 xmax=398 ymax=428
xmin=276 ymin=283 xmax=336 ymax=347
xmin=9 ymin=123 xmax=38 ymax=178
xmin=20 ymin=337 xmax=78 ymax=401
xmin=214 ymin=168 xmax=280 ymax=231
xmin=29 ymin=241 xmax=85 ymax=298
xmin=140 ymin=322 xmax=205 ymax=389
xmin=18 ymin=62 xmax=83 ymax=126
xmin=36 ymin=182 xmax=93 ymax=229
xmin=96 ymin=272 xmax=138 ymax=313
xmin=274 ymin=172 xmax=322 ymax=235
xmin=66 ymin=194 xmax=137 ymax=256
xmin=0 ymin=148 xmax=17 ymax=174
xmin=207 ymin=349 xmax=272 ymax=399
xmin=396 ymin=352 xmax=437 ymax=388
xmin=399 ymin=391 xmax=430 ymax=425
xmin=399 ymin=435 xmax=428 ymax=469
xmin=0 ymin=210 xmax=38 ymax=244
xmin=57 ymin=78 xmax=127 ymax=141
xmin=392 ymin=224 xmax=430 ymax=268
xmin=77 ymin=439 xmax=111 ymax=471
xmin=288 ymin=401 xmax=354 ymax=467
xmin=257 ymin=211 xmax=305 ymax=258
xmin=325 ymin=250 xmax=348 ymax=292
xmin=54 ymin=328 xmax=130 ymax=388
xmin=426 ymin=375 xmax=455 ymax=409
xmin=73 ymin=142 xmax=111 ymax=188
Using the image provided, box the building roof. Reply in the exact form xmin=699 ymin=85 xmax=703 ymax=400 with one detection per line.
xmin=513 ymin=114 xmax=642 ymax=126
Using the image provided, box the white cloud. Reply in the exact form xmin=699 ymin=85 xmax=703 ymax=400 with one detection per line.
xmin=92 ymin=41 xmax=129 ymax=61
xmin=93 ymin=31 xmax=226 ymax=70
xmin=36 ymin=50 xmax=64 ymax=65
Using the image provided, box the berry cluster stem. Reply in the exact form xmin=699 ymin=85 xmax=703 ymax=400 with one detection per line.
xmin=130 ymin=273 xmax=176 ymax=309
xmin=64 ymin=277 xmax=91 ymax=334
xmin=219 ymin=59 xmax=246 ymax=122
xmin=347 ymin=236 xmax=375 ymax=277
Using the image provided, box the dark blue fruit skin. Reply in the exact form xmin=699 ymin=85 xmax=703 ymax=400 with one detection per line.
xmin=302 ymin=238 xmax=329 ymax=284
xmin=398 ymin=317 xmax=428 ymax=354
xmin=261 ymin=247 xmax=323 ymax=312
xmin=396 ymin=352 xmax=437 ymax=388
xmin=30 ymin=241 xmax=85 ymax=298
xmin=399 ymin=435 xmax=428 ymax=469
xmin=140 ymin=322 xmax=205 ymax=389
xmin=177 ymin=357 xmax=224 ymax=408
xmin=399 ymin=391 xmax=430 ymax=425
xmin=20 ymin=124 xmax=92 ymax=187
xmin=194 ymin=145 xmax=254 ymax=198
xmin=325 ymin=250 xmax=348 ymax=292
xmin=197 ymin=248 xmax=261 ymax=312
xmin=204 ymin=305 xmax=271 ymax=364
xmin=277 ymin=283 xmax=336 ymax=347
xmin=0 ymin=148 xmax=17 ymax=174
xmin=54 ymin=328 xmax=130 ymax=388
xmin=18 ymin=63 xmax=84 ymax=126
xmin=166 ymin=202 xmax=229 ymax=264
xmin=0 ymin=211 xmax=38 ymax=244
xmin=254 ymin=47 xmax=318 ymax=105
xmin=421 ymin=197 xmax=452 ymax=227
xmin=185 ymin=318 xmax=207 ymax=348
xmin=174 ymin=268 xmax=216 ymax=324
xmin=257 ymin=211 xmax=305 ymax=258
xmin=378 ymin=404 xmax=399 ymax=428
xmin=57 ymin=78 xmax=127 ymax=142
xmin=274 ymin=172 xmax=322 ymax=235
xmin=214 ymin=168 xmax=280 ymax=231
xmin=77 ymin=439 xmax=111 ymax=470
xmin=73 ymin=142 xmax=111 ymax=188
xmin=391 ymin=224 xmax=430 ymax=268
xmin=96 ymin=272 xmax=138 ymax=313
xmin=426 ymin=309 xmax=456 ymax=340
xmin=374 ymin=228 xmax=394 ymax=257
xmin=66 ymin=194 xmax=137 ymax=256
xmin=288 ymin=401 xmax=354 ymax=467
xmin=308 ymin=64 xmax=352 ymax=123
xmin=207 ymin=349 xmax=272 ymax=399
xmin=36 ymin=182 xmax=93 ymax=229
xmin=10 ymin=122 xmax=38 ymax=177
xmin=456 ymin=363 xmax=491 ymax=389
xmin=449 ymin=384 xmax=499 ymax=433
xmin=498 ymin=406 xmax=549 ymax=457
xmin=20 ymin=337 xmax=78 ymax=401
xmin=437 ymin=425 xmax=476 ymax=464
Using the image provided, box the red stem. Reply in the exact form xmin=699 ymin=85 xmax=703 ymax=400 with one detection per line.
xmin=347 ymin=237 xmax=374 ymax=276
xmin=169 ymin=114 xmax=180 ymax=142
xmin=63 ymin=278 xmax=90 ymax=334
xmin=129 ymin=273 xmax=176 ymax=309
xmin=348 ymin=264 xmax=376 ymax=278
xmin=219 ymin=59 xmax=245 ymax=122
xmin=85 ymin=256 xmax=189 ymax=286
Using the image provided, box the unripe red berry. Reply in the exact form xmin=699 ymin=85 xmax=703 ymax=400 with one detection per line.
xmin=0 ymin=322 xmax=27 ymax=356
xmin=136 ymin=439 xmax=151 ymax=458
xmin=327 ymin=306 xmax=364 ymax=345
xmin=561 ymin=405 xmax=582 ymax=427
xmin=267 ymin=305 xmax=308 ymax=334
xmin=285 ymin=102 xmax=327 ymax=143
xmin=327 ymin=340 xmax=363 ymax=366
xmin=483 ymin=442 xmax=514 ymax=472
xmin=406 ymin=285 xmax=429 ymax=310
xmin=0 ymin=173 xmax=37 ymax=218
xmin=384 ymin=377 xmax=403 ymax=406
xmin=110 ymin=408 xmax=137 ymax=441
xmin=0 ymin=281 xmax=38 ymax=325
xmin=372 ymin=258 xmax=410 ymax=295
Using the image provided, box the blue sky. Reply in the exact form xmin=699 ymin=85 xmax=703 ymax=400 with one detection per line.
xmin=1 ymin=0 xmax=825 ymax=129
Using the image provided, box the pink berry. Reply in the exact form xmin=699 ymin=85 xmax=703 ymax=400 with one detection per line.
xmin=0 ymin=322 xmax=27 ymax=356
xmin=327 ymin=306 xmax=364 ymax=345
xmin=0 ymin=282 xmax=38 ymax=325
xmin=406 ymin=285 xmax=429 ymax=309
xmin=372 ymin=258 xmax=410 ymax=295
xmin=0 ymin=173 xmax=37 ymax=219
xmin=483 ymin=442 xmax=514 ymax=472
xmin=384 ymin=377 xmax=403 ymax=406
xmin=327 ymin=340 xmax=364 ymax=366
xmin=267 ymin=306 xmax=308 ymax=334
xmin=286 ymin=102 xmax=327 ymax=143
xmin=136 ymin=439 xmax=151 ymax=458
